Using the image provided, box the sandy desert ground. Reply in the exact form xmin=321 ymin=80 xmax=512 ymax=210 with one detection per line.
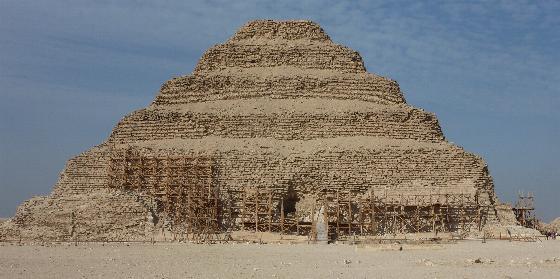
xmin=1 ymin=239 xmax=559 ymax=279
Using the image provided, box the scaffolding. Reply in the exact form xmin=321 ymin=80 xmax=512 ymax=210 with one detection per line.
xmin=512 ymin=191 xmax=537 ymax=229
xmin=233 ymin=188 xmax=487 ymax=239
xmin=108 ymin=148 xmax=221 ymax=241
xmin=107 ymin=148 xmax=488 ymax=241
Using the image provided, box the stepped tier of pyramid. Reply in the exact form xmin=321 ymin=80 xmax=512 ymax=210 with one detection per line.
xmin=1 ymin=20 xmax=504 ymax=241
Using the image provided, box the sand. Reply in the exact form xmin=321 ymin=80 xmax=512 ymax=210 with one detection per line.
xmin=1 ymin=240 xmax=558 ymax=278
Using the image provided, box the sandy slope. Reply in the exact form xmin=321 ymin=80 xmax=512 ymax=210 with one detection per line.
xmin=1 ymin=240 xmax=558 ymax=278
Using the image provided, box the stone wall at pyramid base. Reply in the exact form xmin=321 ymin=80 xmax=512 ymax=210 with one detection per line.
xmin=1 ymin=137 xmax=510 ymax=242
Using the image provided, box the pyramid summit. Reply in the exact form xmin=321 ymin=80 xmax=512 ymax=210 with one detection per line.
xmin=1 ymin=20 xmax=509 ymax=241
xmin=228 ymin=20 xmax=332 ymax=42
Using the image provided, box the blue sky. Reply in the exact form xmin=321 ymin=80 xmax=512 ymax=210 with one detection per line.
xmin=0 ymin=0 xmax=558 ymax=221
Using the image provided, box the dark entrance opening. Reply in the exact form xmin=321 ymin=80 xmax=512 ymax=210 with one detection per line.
xmin=283 ymin=186 xmax=299 ymax=215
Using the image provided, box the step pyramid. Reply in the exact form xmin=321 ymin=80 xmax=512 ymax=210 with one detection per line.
xmin=1 ymin=20 xmax=501 ymax=241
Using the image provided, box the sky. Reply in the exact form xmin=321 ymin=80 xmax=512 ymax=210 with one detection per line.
xmin=0 ymin=0 xmax=558 ymax=221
